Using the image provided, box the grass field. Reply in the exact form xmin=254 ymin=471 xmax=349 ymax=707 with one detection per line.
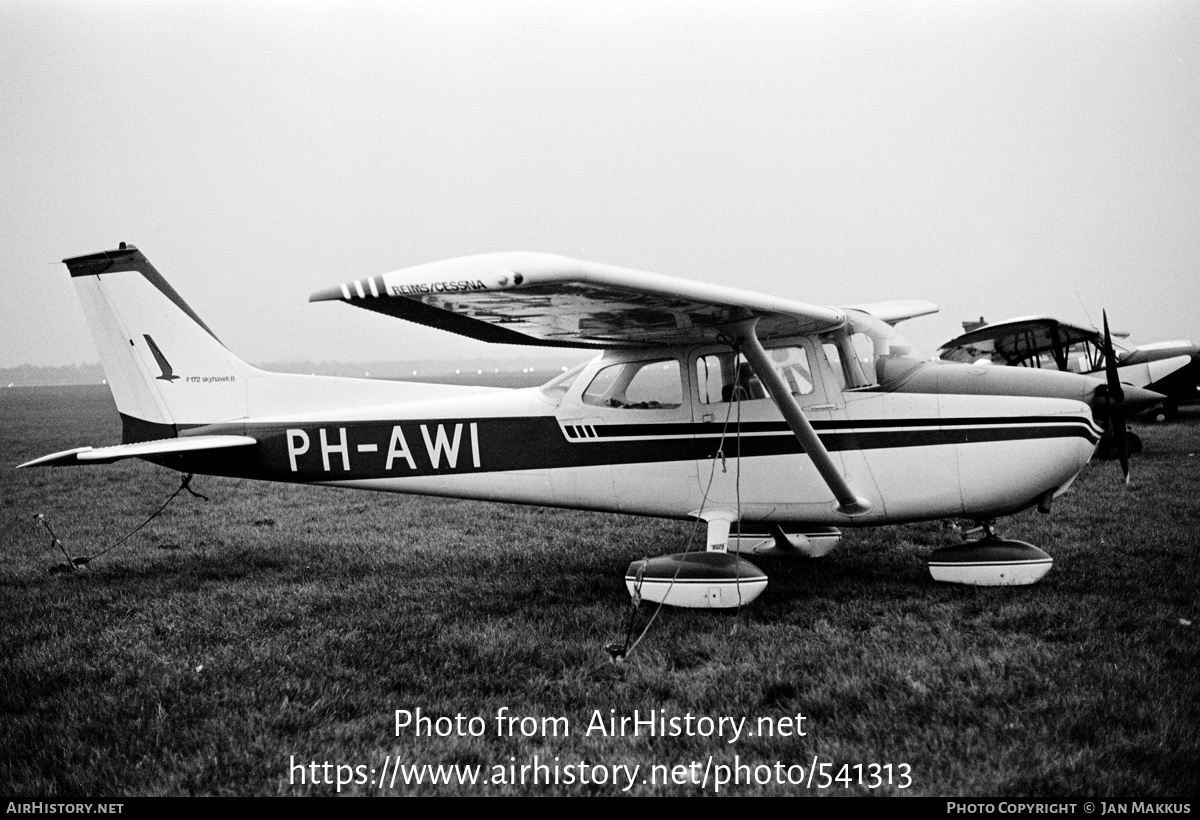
xmin=1 ymin=385 xmax=1197 ymax=797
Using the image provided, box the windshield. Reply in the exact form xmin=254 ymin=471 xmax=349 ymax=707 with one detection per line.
xmin=835 ymin=310 xmax=927 ymax=387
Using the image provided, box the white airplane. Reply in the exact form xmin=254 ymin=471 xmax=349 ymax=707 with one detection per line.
xmin=22 ymin=244 xmax=1152 ymax=607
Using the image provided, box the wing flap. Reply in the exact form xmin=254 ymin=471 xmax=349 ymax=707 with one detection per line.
xmin=18 ymin=435 xmax=257 ymax=468
xmin=311 ymin=253 xmax=846 ymax=348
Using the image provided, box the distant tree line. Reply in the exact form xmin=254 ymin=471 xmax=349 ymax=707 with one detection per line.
xmin=0 ymin=356 xmax=583 ymax=386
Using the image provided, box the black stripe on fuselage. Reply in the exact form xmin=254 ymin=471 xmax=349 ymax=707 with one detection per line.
xmin=591 ymin=416 xmax=1098 ymax=437
xmin=166 ymin=414 xmax=1101 ymax=482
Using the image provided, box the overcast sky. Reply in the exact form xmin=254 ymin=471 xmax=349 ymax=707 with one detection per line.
xmin=2 ymin=0 xmax=1198 ymax=370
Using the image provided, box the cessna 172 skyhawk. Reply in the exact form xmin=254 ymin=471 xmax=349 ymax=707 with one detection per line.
xmin=20 ymin=245 xmax=1158 ymax=607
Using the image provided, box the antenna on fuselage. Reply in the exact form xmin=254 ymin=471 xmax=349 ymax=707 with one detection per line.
xmin=1075 ymin=291 xmax=1096 ymax=329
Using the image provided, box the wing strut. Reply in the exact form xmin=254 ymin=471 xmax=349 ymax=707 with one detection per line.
xmin=733 ymin=319 xmax=872 ymax=517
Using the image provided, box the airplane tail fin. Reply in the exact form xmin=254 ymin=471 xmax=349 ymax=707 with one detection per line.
xmin=64 ymin=244 xmax=262 ymax=442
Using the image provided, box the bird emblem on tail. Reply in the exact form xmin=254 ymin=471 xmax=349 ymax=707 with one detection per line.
xmin=143 ymin=334 xmax=179 ymax=382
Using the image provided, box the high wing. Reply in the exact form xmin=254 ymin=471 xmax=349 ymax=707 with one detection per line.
xmin=309 ymin=252 xmax=846 ymax=348
xmin=937 ymin=316 xmax=1121 ymax=365
xmin=313 ymin=252 xmax=872 ymax=516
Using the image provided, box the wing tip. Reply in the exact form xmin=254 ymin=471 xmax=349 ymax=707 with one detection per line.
xmin=308 ymin=285 xmax=344 ymax=303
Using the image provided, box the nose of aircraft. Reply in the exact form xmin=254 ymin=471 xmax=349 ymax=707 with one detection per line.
xmin=1092 ymin=382 xmax=1166 ymax=419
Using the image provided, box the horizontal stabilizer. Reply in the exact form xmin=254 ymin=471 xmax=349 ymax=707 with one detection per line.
xmin=18 ymin=435 xmax=257 ymax=468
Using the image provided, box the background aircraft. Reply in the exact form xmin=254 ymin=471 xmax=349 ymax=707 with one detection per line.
xmin=24 ymin=245 xmax=1126 ymax=607
xmin=937 ymin=315 xmax=1199 ymax=422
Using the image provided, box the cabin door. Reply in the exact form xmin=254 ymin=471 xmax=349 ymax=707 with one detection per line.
xmin=690 ymin=338 xmax=873 ymax=521
xmin=553 ymin=354 xmax=699 ymax=515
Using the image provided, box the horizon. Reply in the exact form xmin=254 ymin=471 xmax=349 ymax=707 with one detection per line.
xmin=0 ymin=354 xmax=587 ymax=388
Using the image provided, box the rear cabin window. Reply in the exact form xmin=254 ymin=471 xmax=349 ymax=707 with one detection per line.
xmin=581 ymin=359 xmax=682 ymax=409
xmin=539 ymin=360 xmax=589 ymax=400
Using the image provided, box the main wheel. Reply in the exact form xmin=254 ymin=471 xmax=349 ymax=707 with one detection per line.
xmin=1152 ymin=402 xmax=1177 ymax=423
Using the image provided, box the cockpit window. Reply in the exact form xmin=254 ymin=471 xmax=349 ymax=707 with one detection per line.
xmin=581 ymin=359 xmax=682 ymax=409
xmin=1033 ymin=340 xmax=1115 ymax=373
xmin=826 ymin=310 xmax=926 ymax=388
xmin=539 ymin=360 xmax=590 ymax=400
xmin=696 ymin=346 xmax=814 ymax=404
xmin=822 ymin=342 xmax=848 ymax=390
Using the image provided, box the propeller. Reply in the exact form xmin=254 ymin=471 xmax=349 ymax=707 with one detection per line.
xmin=1101 ymin=310 xmax=1131 ymax=484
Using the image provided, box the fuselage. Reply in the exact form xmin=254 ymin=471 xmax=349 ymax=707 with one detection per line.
xmin=169 ymin=340 xmax=1102 ymax=527
xmin=43 ymin=245 xmax=1103 ymax=535
xmin=1120 ymin=342 xmax=1200 ymax=411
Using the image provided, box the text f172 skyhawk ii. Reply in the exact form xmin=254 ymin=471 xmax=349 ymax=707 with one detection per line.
xmin=23 ymin=245 xmax=1144 ymax=604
